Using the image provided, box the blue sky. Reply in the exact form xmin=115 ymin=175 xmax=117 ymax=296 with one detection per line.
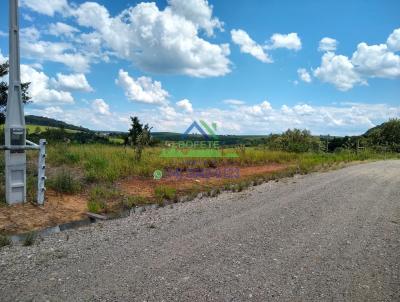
xmin=0 ymin=0 xmax=399 ymax=135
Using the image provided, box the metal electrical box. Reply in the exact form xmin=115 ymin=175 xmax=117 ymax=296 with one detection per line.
xmin=5 ymin=126 xmax=26 ymax=204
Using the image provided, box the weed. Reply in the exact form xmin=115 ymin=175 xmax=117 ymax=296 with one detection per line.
xmin=212 ymin=188 xmax=221 ymax=197
xmin=48 ymin=169 xmax=81 ymax=194
xmin=154 ymin=185 xmax=177 ymax=201
xmin=26 ymin=174 xmax=37 ymax=203
xmin=84 ymin=156 xmax=109 ymax=182
xmin=87 ymin=199 xmax=106 ymax=213
xmin=23 ymin=232 xmax=36 ymax=246
xmin=0 ymin=234 xmax=11 ymax=248
xmin=86 ymin=186 xmax=119 ymax=213
xmin=123 ymin=195 xmax=147 ymax=209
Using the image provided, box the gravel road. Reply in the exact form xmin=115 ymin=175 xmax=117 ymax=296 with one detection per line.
xmin=1 ymin=160 xmax=400 ymax=301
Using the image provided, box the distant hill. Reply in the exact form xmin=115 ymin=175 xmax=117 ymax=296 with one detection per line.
xmin=25 ymin=115 xmax=91 ymax=132
xmin=362 ymin=118 xmax=400 ymax=149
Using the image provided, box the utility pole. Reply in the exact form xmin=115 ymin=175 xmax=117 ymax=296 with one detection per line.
xmin=5 ymin=0 xmax=26 ymax=204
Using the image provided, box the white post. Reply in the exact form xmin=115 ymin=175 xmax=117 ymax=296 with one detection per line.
xmin=37 ymin=139 xmax=46 ymax=205
xmin=5 ymin=0 xmax=26 ymax=204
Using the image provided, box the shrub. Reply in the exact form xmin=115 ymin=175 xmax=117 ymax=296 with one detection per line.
xmin=48 ymin=169 xmax=81 ymax=194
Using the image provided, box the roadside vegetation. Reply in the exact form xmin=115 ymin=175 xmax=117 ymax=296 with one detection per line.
xmin=1 ymin=117 xmax=400 ymax=212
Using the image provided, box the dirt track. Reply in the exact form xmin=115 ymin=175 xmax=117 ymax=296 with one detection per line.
xmin=1 ymin=160 xmax=399 ymax=301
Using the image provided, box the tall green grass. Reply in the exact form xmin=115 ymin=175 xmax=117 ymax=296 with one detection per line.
xmin=44 ymin=144 xmax=400 ymax=184
xmin=0 ymin=143 xmax=399 ymax=198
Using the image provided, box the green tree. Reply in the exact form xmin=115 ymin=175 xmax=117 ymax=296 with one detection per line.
xmin=126 ymin=116 xmax=143 ymax=146
xmin=365 ymin=118 xmax=400 ymax=151
xmin=268 ymin=129 xmax=321 ymax=153
xmin=126 ymin=116 xmax=152 ymax=160
xmin=0 ymin=61 xmax=31 ymax=124
xmin=134 ymin=126 xmax=152 ymax=161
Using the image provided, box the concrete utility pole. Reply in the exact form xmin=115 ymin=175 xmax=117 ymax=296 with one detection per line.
xmin=5 ymin=0 xmax=26 ymax=204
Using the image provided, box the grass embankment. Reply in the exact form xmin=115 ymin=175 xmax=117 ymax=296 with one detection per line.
xmin=0 ymin=144 xmax=399 ymax=216
xmin=41 ymin=145 xmax=400 ymax=210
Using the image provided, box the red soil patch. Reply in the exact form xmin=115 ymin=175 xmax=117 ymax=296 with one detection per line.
xmin=119 ymin=163 xmax=287 ymax=196
xmin=0 ymin=191 xmax=87 ymax=234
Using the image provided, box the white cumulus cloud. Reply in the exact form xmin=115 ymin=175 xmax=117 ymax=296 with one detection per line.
xmin=231 ymin=29 xmax=271 ymax=63
xmin=269 ymin=33 xmax=302 ymax=50
xmin=313 ymin=52 xmax=365 ymax=91
xmin=351 ymin=42 xmax=400 ymax=78
xmin=48 ymin=22 xmax=79 ymax=38
xmin=20 ymin=26 xmax=90 ymax=73
xmin=297 ymin=68 xmax=312 ymax=83
xmin=387 ymin=28 xmax=400 ymax=52
xmin=21 ymin=65 xmax=74 ymax=104
xmin=314 ymin=28 xmax=400 ymax=90
xmin=92 ymin=99 xmax=111 ymax=115
xmin=52 ymin=73 xmax=93 ymax=92
xmin=20 ymin=0 xmax=70 ymax=16
xmin=176 ymin=99 xmax=193 ymax=113
xmin=71 ymin=1 xmax=230 ymax=77
xmin=168 ymin=0 xmax=223 ymax=36
xmin=318 ymin=37 xmax=338 ymax=52
xmin=116 ymin=69 xmax=169 ymax=105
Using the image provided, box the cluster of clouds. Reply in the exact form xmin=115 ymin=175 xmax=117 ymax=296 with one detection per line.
xmin=29 ymin=97 xmax=400 ymax=135
xmin=0 ymin=0 xmax=398 ymax=133
xmin=298 ymin=28 xmax=400 ymax=91
xmin=0 ymin=49 xmax=92 ymax=105
xmin=116 ymin=70 xmax=169 ymax=105
xmin=19 ymin=0 xmax=306 ymax=77
xmin=19 ymin=0 xmax=231 ymax=77
xmin=25 ymin=70 xmax=93 ymax=104
xmin=231 ymin=29 xmax=301 ymax=63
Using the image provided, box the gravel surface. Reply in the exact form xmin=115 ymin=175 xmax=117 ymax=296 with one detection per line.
xmin=1 ymin=160 xmax=400 ymax=302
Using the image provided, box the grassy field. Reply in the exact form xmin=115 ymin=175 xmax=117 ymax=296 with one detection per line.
xmin=1 ymin=143 xmax=399 ymax=212
xmin=0 ymin=143 xmax=399 ymax=234
xmin=44 ymin=144 xmax=397 ymax=178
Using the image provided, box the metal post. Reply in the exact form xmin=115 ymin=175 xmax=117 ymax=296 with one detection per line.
xmin=5 ymin=0 xmax=26 ymax=204
xmin=37 ymin=139 xmax=46 ymax=205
